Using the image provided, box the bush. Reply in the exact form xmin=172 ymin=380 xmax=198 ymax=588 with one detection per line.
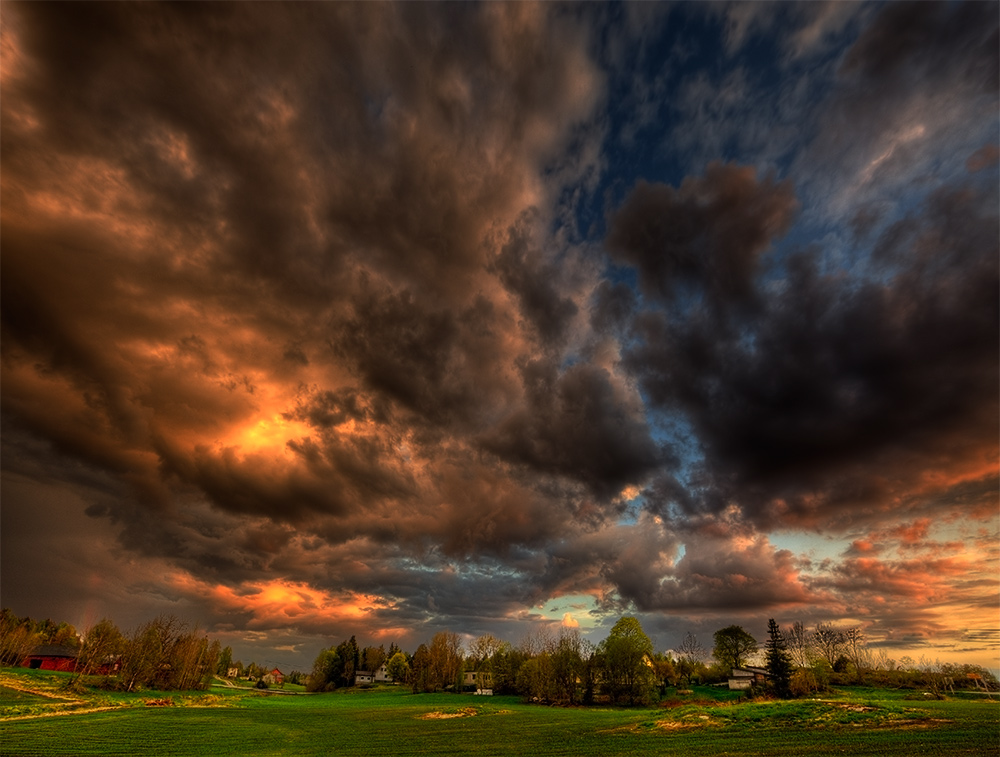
xmin=790 ymin=669 xmax=819 ymax=697
xmin=255 ymin=679 xmax=269 ymax=690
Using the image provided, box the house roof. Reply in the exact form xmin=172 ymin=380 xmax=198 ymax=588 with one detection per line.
xmin=28 ymin=644 xmax=78 ymax=658
xmin=731 ymin=666 xmax=769 ymax=676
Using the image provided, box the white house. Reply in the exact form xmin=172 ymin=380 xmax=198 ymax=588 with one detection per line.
xmin=463 ymin=670 xmax=493 ymax=695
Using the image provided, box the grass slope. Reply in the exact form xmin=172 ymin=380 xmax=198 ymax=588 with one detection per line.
xmin=1 ymin=669 xmax=997 ymax=756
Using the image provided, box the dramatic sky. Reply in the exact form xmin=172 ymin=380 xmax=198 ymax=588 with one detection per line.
xmin=2 ymin=1 xmax=998 ymax=674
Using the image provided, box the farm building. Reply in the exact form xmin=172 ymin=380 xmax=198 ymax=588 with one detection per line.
xmin=728 ymin=666 xmax=770 ymax=690
xmin=374 ymin=664 xmax=392 ymax=683
xmin=21 ymin=644 xmax=78 ymax=672
xmin=354 ymin=670 xmax=374 ymax=685
xmin=262 ymin=668 xmax=284 ymax=685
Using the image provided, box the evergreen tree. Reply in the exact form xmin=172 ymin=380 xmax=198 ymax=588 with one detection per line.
xmin=765 ymin=619 xmax=794 ymax=698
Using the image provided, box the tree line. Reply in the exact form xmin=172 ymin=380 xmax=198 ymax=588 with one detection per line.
xmin=312 ymin=617 xmax=691 ymax=705
xmin=676 ymin=619 xmax=997 ymax=699
xmin=310 ymin=616 xmax=998 ymax=704
xmin=1 ymin=609 xmax=222 ymax=692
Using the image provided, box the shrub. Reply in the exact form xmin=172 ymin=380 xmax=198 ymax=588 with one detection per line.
xmin=790 ymin=668 xmax=819 ymax=697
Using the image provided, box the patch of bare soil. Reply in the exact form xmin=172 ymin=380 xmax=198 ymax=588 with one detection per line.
xmin=654 ymin=715 xmax=715 ymax=731
xmin=0 ymin=673 xmax=80 ymax=703
xmin=421 ymin=707 xmax=480 ymax=719
xmin=892 ymin=718 xmax=952 ymax=729
xmin=2 ymin=706 xmax=121 ymax=722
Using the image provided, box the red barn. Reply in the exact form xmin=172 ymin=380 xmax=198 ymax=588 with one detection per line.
xmin=21 ymin=644 xmax=78 ymax=672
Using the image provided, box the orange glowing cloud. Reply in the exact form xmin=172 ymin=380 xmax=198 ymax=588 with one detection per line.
xmin=166 ymin=572 xmax=397 ymax=632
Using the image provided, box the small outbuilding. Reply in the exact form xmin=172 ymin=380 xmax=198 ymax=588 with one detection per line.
xmin=354 ymin=671 xmax=374 ymax=685
xmin=728 ymin=666 xmax=769 ymax=690
xmin=21 ymin=644 xmax=79 ymax=672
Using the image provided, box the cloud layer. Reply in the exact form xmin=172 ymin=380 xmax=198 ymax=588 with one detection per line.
xmin=2 ymin=1 xmax=996 ymax=669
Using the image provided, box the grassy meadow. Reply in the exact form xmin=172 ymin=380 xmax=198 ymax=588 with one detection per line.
xmin=1 ymin=668 xmax=997 ymax=756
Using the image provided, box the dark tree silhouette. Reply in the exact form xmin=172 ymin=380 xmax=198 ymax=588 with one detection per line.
xmin=764 ymin=619 xmax=794 ymax=698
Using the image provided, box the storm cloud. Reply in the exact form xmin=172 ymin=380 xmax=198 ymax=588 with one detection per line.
xmin=2 ymin=1 xmax=996 ymax=670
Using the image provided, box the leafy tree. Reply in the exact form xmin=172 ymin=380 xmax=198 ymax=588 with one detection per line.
xmin=33 ymin=618 xmax=80 ymax=649
xmin=550 ymin=630 xmax=587 ymax=703
xmin=517 ymin=653 xmax=557 ymax=702
xmin=764 ymin=619 xmax=794 ymax=698
xmin=386 ymin=651 xmax=410 ymax=684
xmin=307 ymin=647 xmax=342 ymax=692
xmin=217 ymin=645 xmax=234 ymax=677
xmin=490 ymin=643 xmax=527 ymax=695
xmin=832 ymin=654 xmax=851 ymax=674
xmin=410 ymin=643 xmax=432 ymax=693
xmin=336 ymin=636 xmax=360 ymax=686
xmin=712 ymin=625 xmax=757 ymax=672
xmin=650 ymin=652 xmax=677 ymax=695
xmin=599 ymin=616 xmax=655 ymax=705
xmin=581 ymin=645 xmax=599 ymax=704
xmin=361 ymin=645 xmax=387 ymax=676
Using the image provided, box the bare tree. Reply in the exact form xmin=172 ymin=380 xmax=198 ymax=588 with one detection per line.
xmin=72 ymin=618 xmax=124 ymax=684
xmin=812 ymin=622 xmax=845 ymax=668
xmin=0 ymin=610 xmax=41 ymax=667
xmin=468 ymin=633 xmax=505 ymax=668
xmin=786 ymin=621 xmax=812 ymax=668
xmin=843 ymin=627 xmax=867 ymax=677
xmin=428 ymin=631 xmax=463 ymax=691
xmin=676 ymin=632 xmax=707 ymax=663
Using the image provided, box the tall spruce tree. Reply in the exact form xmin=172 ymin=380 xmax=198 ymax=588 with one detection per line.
xmin=765 ymin=619 xmax=794 ymax=698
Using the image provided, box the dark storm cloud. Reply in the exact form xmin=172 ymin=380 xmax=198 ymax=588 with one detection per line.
xmin=606 ymin=163 xmax=798 ymax=309
xmin=2 ymin=0 xmax=652 ymax=649
xmin=617 ymin=168 xmax=998 ymax=528
xmin=284 ymin=388 xmax=387 ymax=430
xmin=481 ymin=359 xmax=661 ymax=499
xmin=491 ymin=214 xmax=580 ymax=345
xmin=2 ymin=1 xmax=996 ymax=669
xmin=839 ymin=0 xmax=998 ymax=95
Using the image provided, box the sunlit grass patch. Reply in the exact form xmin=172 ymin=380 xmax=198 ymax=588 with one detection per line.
xmin=641 ymin=697 xmax=935 ymax=733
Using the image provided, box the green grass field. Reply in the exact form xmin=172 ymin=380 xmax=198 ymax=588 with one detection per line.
xmin=1 ymin=669 xmax=997 ymax=756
